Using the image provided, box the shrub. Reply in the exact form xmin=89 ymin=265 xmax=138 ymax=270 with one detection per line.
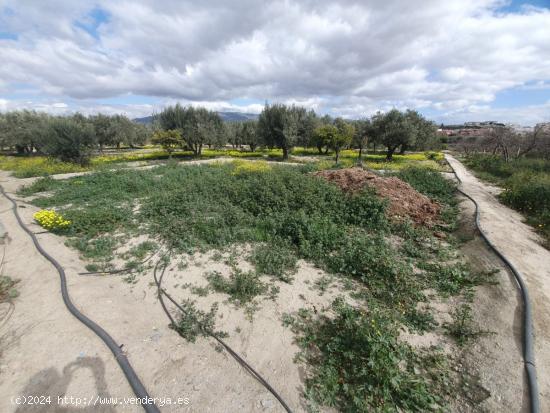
xmin=175 ymin=300 xmax=226 ymax=342
xmin=151 ymin=129 xmax=183 ymax=158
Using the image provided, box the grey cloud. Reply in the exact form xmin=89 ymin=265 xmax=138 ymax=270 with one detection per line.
xmin=0 ymin=0 xmax=549 ymax=121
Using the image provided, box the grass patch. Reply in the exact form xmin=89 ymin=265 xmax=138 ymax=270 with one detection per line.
xmin=0 ymin=155 xmax=88 ymax=178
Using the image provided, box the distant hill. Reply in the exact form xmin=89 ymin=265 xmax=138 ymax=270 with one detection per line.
xmin=133 ymin=111 xmax=259 ymax=124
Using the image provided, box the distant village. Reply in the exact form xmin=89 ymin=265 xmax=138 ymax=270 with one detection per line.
xmin=437 ymin=121 xmax=539 ymax=139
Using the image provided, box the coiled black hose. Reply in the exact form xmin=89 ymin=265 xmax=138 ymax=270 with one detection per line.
xmin=0 ymin=184 xmax=160 ymax=413
xmin=446 ymin=157 xmax=540 ymax=413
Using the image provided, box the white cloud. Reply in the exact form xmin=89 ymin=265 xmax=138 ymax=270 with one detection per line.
xmin=438 ymin=100 xmax=550 ymax=125
xmin=0 ymin=0 xmax=549 ymax=124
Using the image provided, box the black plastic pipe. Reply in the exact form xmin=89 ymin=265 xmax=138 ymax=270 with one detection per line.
xmin=0 ymin=184 xmax=160 ymax=413
xmin=447 ymin=159 xmax=540 ymax=413
xmin=153 ymin=260 xmax=294 ymax=413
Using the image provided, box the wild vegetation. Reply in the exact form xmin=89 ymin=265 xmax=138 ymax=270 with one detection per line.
xmin=464 ymin=154 xmax=550 ymax=245
xmin=19 ymin=160 xmax=491 ymax=411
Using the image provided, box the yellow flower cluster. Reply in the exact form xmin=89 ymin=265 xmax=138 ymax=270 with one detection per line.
xmin=33 ymin=209 xmax=71 ymax=231
xmin=231 ymin=160 xmax=272 ymax=175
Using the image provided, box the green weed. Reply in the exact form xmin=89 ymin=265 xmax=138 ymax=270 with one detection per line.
xmin=0 ymin=275 xmax=19 ymax=301
xmin=287 ymin=298 xmax=445 ymax=412
xmin=174 ymin=300 xmax=227 ymax=342
xmin=250 ymin=242 xmax=297 ymax=282
xmin=444 ymin=304 xmax=490 ymax=346
xmin=207 ymin=268 xmax=267 ymax=304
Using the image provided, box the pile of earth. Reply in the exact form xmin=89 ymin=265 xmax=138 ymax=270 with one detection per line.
xmin=313 ymin=167 xmax=441 ymax=226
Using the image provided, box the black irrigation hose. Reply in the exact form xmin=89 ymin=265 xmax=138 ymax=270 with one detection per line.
xmin=0 ymin=184 xmax=160 ymax=413
xmin=152 ymin=260 xmax=293 ymax=413
xmin=78 ymin=250 xmax=158 ymax=276
xmin=447 ymin=159 xmax=540 ymax=413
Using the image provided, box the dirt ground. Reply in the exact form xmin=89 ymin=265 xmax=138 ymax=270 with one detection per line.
xmin=0 ymin=168 xmax=347 ymax=413
xmin=446 ymin=154 xmax=550 ymax=412
xmin=0 ymin=157 xmax=547 ymax=412
xmin=313 ymin=167 xmax=440 ymax=226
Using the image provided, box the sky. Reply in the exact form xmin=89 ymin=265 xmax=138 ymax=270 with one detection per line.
xmin=0 ymin=0 xmax=549 ymax=125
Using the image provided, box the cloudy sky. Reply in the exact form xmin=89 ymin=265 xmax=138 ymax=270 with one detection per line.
xmin=1 ymin=0 xmax=549 ymax=125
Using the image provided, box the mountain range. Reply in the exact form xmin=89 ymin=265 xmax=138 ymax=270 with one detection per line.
xmin=133 ymin=111 xmax=259 ymax=124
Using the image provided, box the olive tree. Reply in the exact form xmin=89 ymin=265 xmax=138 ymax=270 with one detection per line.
xmin=371 ymin=109 xmax=415 ymax=161
xmin=157 ymin=104 xmax=223 ymax=156
xmin=237 ymin=120 xmax=261 ymax=151
xmin=91 ymin=114 xmax=117 ymax=152
xmin=405 ymin=109 xmax=439 ymax=152
xmin=258 ymin=103 xmax=306 ymax=160
xmin=0 ymin=110 xmax=49 ymax=154
xmin=41 ymin=116 xmax=96 ymax=165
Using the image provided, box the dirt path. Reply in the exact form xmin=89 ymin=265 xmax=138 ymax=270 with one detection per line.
xmin=446 ymin=154 xmax=550 ymax=411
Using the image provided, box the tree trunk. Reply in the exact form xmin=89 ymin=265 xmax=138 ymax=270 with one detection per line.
xmin=357 ymin=147 xmax=363 ymax=165
xmin=386 ymin=147 xmax=397 ymax=161
xmin=399 ymin=144 xmax=407 ymax=155
xmin=335 ymin=149 xmax=340 ymax=165
xmin=282 ymin=146 xmax=289 ymax=160
xmin=317 ymin=144 xmax=323 ymax=154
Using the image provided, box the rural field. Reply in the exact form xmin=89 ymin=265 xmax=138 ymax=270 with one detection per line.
xmin=1 ymin=1 xmax=550 ymax=412
xmin=1 ymin=103 xmax=549 ymax=413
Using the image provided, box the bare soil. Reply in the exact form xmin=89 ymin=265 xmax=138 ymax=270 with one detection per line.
xmin=0 ymin=169 xmax=349 ymax=413
xmin=446 ymin=154 xmax=550 ymax=412
xmin=313 ymin=167 xmax=441 ymax=226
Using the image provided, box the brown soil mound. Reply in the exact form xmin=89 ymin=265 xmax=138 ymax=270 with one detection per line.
xmin=313 ymin=167 xmax=440 ymax=226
